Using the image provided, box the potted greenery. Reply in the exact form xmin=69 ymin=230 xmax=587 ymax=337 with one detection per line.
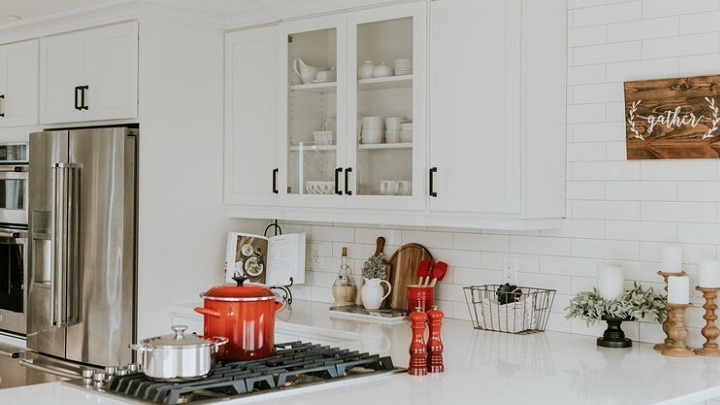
xmin=359 ymin=253 xmax=390 ymax=310
xmin=565 ymin=282 xmax=666 ymax=348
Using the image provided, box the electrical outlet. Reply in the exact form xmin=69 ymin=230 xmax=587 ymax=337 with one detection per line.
xmin=503 ymin=257 xmax=517 ymax=284
xmin=308 ymin=243 xmax=322 ymax=270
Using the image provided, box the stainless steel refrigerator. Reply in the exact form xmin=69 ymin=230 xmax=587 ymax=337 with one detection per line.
xmin=26 ymin=126 xmax=137 ymax=368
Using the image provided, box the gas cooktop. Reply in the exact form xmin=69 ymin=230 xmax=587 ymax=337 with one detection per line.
xmin=66 ymin=341 xmax=403 ymax=404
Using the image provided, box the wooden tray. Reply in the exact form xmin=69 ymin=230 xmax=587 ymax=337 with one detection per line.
xmin=387 ymin=243 xmax=433 ymax=311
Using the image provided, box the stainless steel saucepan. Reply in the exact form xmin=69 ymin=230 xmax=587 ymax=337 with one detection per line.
xmin=130 ymin=325 xmax=227 ymax=381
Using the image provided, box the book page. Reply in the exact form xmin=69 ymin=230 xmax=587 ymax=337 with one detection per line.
xmin=225 ymin=232 xmax=268 ymax=284
xmin=266 ymin=232 xmax=306 ymax=286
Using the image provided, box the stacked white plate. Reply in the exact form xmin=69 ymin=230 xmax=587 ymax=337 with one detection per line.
xmin=394 ymin=58 xmax=413 ymax=75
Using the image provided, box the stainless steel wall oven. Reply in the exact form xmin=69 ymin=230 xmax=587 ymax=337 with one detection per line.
xmin=0 ymin=143 xmax=28 ymax=336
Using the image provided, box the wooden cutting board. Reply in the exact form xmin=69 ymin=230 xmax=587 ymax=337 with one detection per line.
xmin=387 ymin=243 xmax=433 ymax=311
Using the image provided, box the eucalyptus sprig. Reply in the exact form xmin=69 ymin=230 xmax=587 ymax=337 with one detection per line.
xmin=361 ymin=253 xmax=386 ymax=279
xmin=565 ymin=282 xmax=666 ymax=326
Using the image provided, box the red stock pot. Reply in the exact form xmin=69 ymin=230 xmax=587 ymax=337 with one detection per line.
xmin=194 ymin=276 xmax=283 ymax=361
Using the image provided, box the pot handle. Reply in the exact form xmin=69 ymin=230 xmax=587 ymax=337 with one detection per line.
xmin=194 ymin=307 xmax=221 ymax=317
xmin=212 ymin=336 xmax=228 ymax=352
xmin=129 ymin=343 xmax=153 ymax=353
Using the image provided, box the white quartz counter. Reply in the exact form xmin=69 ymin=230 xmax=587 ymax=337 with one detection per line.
xmin=2 ymin=300 xmax=720 ymax=404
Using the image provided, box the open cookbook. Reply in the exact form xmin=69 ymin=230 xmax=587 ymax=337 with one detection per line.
xmin=224 ymin=232 xmax=306 ymax=286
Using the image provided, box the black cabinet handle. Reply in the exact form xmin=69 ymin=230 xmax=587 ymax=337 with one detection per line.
xmin=272 ymin=168 xmax=278 ymax=194
xmin=74 ymin=86 xmax=81 ymax=110
xmin=344 ymin=167 xmax=352 ymax=195
xmin=429 ymin=167 xmax=438 ymax=197
xmin=80 ymin=85 xmax=89 ymax=110
xmin=334 ymin=168 xmax=342 ymax=195
xmin=0 ymin=94 xmax=4 ymax=117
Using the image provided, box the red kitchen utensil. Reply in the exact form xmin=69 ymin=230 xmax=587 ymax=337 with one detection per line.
xmin=429 ymin=261 xmax=448 ymax=287
xmin=417 ymin=259 xmax=434 ymax=285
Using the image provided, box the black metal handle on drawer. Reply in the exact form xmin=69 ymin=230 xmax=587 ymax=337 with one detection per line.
xmin=335 ymin=168 xmax=342 ymax=195
xmin=74 ymin=86 xmax=81 ymax=110
xmin=344 ymin=167 xmax=352 ymax=195
xmin=272 ymin=168 xmax=279 ymax=194
xmin=429 ymin=167 xmax=438 ymax=197
xmin=0 ymin=94 xmax=4 ymax=117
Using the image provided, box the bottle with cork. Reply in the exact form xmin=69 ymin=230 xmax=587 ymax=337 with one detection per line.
xmin=332 ymin=247 xmax=355 ymax=306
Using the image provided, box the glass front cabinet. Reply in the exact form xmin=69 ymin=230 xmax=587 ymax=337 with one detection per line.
xmin=278 ymin=2 xmax=426 ymax=210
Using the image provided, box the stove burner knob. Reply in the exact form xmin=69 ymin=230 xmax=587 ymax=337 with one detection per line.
xmin=117 ymin=368 xmax=129 ymax=376
xmin=105 ymin=366 xmax=118 ymax=376
xmin=128 ymin=363 xmax=142 ymax=373
xmin=93 ymin=372 xmax=107 ymax=388
xmin=81 ymin=369 xmax=95 ymax=386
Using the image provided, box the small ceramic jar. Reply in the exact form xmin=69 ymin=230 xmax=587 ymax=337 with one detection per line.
xmin=358 ymin=60 xmax=375 ymax=79
xmin=373 ymin=62 xmax=394 ymax=78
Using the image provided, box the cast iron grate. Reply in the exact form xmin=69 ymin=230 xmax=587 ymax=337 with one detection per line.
xmin=103 ymin=341 xmax=398 ymax=404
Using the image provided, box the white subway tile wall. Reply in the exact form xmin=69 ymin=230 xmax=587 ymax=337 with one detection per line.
xmin=275 ymin=0 xmax=720 ymax=349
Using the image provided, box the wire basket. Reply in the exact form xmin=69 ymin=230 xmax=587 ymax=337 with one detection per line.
xmin=463 ymin=284 xmax=555 ymax=334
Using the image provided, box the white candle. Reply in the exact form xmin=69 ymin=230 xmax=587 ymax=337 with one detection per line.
xmin=662 ymin=246 xmax=682 ymax=272
xmin=667 ymin=276 xmax=689 ymax=304
xmin=699 ymin=260 xmax=720 ymax=288
xmin=597 ymin=262 xmax=624 ymax=300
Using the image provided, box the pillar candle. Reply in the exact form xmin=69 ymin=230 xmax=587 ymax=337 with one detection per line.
xmin=662 ymin=246 xmax=682 ymax=272
xmin=667 ymin=276 xmax=689 ymax=304
xmin=597 ymin=262 xmax=624 ymax=300
xmin=699 ymin=260 xmax=720 ymax=288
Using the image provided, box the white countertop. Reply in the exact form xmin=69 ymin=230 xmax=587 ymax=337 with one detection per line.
xmin=2 ymin=300 xmax=720 ymax=405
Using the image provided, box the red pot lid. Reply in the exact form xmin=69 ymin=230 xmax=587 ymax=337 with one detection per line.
xmin=201 ymin=276 xmax=276 ymax=301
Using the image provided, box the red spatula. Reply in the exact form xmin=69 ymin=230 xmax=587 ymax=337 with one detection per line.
xmin=428 ymin=261 xmax=448 ymax=287
xmin=417 ymin=259 xmax=434 ymax=285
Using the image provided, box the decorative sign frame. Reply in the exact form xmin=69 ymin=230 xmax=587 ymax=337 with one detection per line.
xmin=624 ymin=75 xmax=720 ymax=159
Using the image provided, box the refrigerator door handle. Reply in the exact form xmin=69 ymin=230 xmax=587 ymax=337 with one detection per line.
xmin=51 ymin=163 xmax=80 ymax=327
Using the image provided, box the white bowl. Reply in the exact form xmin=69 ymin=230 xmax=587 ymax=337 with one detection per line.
xmin=385 ymin=117 xmax=404 ymax=130
xmin=362 ymin=116 xmax=384 ymax=130
xmin=400 ymin=122 xmax=413 ymax=130
xmin=313 ymin=131 xmax=334 ymax=146
xmin=400 ymin=130 xmax=412 ymax=143
xmin=385 ymin=130 xmax=400 ymax=143
xmin=362 ymin=129 xmax=383 ymax=144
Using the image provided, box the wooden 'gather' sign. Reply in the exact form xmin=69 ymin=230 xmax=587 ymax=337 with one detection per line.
xmin=624 ymin=75 xmax=720 ymax=159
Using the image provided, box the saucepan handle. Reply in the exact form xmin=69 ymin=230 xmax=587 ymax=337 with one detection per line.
xmin=194 ymin=307 xmax=221 ymax=317
xmin=129 ymin=343 xmax=153 ymax=353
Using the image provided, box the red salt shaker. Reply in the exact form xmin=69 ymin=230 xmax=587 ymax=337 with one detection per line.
xmin=426 ymin=305 xmax=444 ymax=373
xmin=408 ymin=306 xmax=428 ymax=376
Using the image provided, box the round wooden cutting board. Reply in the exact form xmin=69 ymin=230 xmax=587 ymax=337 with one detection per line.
xmin=387 ymin=243 xmax=433 ymax=311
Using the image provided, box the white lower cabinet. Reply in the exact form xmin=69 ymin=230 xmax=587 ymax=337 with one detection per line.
xmin=428 ymin=0 xmax=566 ymax=229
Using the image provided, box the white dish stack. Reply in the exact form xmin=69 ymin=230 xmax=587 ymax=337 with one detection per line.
xmin=394 ymin=58 xmax=413 ymax=76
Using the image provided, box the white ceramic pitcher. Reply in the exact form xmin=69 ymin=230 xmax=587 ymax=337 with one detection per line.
xmin=360 ymin=277 xmax=391 ymax=310
xmin=293 ymin=58 xmax=320 ymax=84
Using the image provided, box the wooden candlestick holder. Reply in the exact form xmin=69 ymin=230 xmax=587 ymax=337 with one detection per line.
xmin=661 ymin=303 xmax=694 ymax=357
xmin=694 ymin=286 xmax=720 ymax=356
xmin=654 ymin=270 xmax=686 ymax=351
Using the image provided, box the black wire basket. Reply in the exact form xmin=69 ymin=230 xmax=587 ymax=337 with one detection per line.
xmin=463 ymin=284 xmax=555 ymax=334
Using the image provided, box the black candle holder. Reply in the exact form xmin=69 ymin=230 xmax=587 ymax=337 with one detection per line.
xmin=597 ymin=315 xmax=632 ymax=348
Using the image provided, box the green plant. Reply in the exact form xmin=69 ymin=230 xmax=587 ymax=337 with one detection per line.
xmin=361 ymin=253 xmax=386 ymax=279
xmin=565 ymin=282 xmax=667 ymax=326
xmin=496 ymin=283 xmax=522 ymax=305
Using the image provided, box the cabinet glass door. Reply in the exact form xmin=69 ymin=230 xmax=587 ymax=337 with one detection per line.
xmin=353 ymin=16 xmax=414 ymax=198
xmin=285 ymin=26 xmax=341 ymax=198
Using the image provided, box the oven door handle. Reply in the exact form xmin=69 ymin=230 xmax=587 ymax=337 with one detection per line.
xmin=0 ymin=230 xmax=20 ymax=238
xmin=51 ymin=163 xmax=80 ymax=327
xmin=0 ymin=166 xmax=27 ymax=173
xmin=19 ymin=359 xmax=80 ymax=380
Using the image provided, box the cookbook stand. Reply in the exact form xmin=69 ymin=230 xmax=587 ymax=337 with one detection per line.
xmin=264 ymin=220 xmax=294 ymax=305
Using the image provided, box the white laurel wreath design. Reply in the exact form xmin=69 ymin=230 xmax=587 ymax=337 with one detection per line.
xmin=627 ymin=100 xmax=643 ymax=140
xmin=702 ymin=96 xmax=720 ymax=139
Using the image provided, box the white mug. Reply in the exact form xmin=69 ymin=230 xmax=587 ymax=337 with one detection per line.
xmin=380 ymin=180 xmax=397 ymax=195
xmin=397 ymin=181 xmax=412 ymax=196
xmin=385 ymin=117 xmax=404 ymax=130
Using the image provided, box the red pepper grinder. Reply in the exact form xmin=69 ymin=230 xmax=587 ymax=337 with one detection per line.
xmin=408 ymin=306 xmax=428 ymax=376
xmin=426 ymin=305 xmax=444 ymax=373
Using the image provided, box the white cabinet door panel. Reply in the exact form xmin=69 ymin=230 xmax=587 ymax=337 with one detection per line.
xmin=40 ymin=31 xmax=85 ymax=124
xmin=0 ymin=40 xmax=38 ymax=127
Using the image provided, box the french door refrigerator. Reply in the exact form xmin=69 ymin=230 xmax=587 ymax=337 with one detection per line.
xmin=27 ymin=126 xmax=137 ymax=368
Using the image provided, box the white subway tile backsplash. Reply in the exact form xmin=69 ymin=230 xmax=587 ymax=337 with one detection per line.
xmin=571 ymin=2 xmax=642 ymax=28
xmin=572 ymin=83 xmax=623 ymax=103
xmin=642 ymin=33 xmax=719 ymax=59
xmin=678 ymin=54 xmax=720 ymax=76
xmin=679 ymin=11 xmax=720 ymax=34
xmin=568 ymin=26 xmax=607 ymax=48
xmin=452 ymin=232 xmax=509 ymax=252
xmin=642 ymin=0 xmax=719 ymax=19
xmin=540 ymin=255 xmax=598 ymax=277
xmin=640 ymin=160 xmax=719 ymax=180
xmin=542 ymin=219 xmax=605 ymax=239
xmin=572 ymin=200 xmax=641 ymax=220
xmin=573 ymin=41 xmax=642 ymax=65
xmin=678 ymin=181 xmax=720 ymax=201
xmin=641 ymin=201 xmax=718 ymax=222
xmin=605 ymin=141 xmax=629 ymax=161
xmin=678 ymin=223 xmax=720 ymax=244
xmin=568 ymin=122 xmax=627 ymax=143
xmin=510 ymin=236 xmax=572 ymax=256
xmin=567 ymin=64 xmax=606 ymax=85
xmin=566 ymin=181 xmax=606 ymax=200
xmin=399 ymin=229 xmax=453 ymax=249
xmin=605 ymin=58 xmax=679 ymax=82
xmin=605 ymin=220 xmax=677 ymax=242
xmin=310 ymin=225 xmax=355 ymax=243
xmin=570 ymin=161 xmax=641 ymax=180
xmin=607 ymin=17 xmax=679 ymax=43
xmin=605 ymin=181 xmax=677 ymax=201
xmin=567 ymin=103 xmax=607 ymax=123
xmin=571 ymin=239 xmax=641 ymax=260
xmin=567 ymin=142 xmax=606 ymax=161
xmin=568 ymin=0 xmax=608 ymax=9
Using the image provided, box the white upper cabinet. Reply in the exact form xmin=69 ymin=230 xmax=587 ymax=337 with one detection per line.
xmin=225 ymin=26 xmax=279 ymax=208
xmin=0 ymin=40 xmax=38 ymax=127
xmin=428 ymin=0 xmax=566 ymax=229
xmin=278 ymin=2 xmax=427 ymax=211
xmin=39 ymin=21 xmax=138 ymax=124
